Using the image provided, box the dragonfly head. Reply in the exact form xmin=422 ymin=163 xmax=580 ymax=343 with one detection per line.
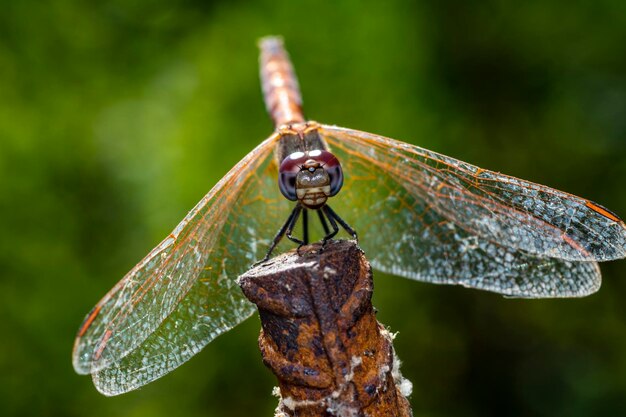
xmin=279 ymin=150 xmax=343 ymax=209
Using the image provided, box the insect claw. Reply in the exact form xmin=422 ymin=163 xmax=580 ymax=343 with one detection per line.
xmin=252 ymin=255 xmax=270 ymax=267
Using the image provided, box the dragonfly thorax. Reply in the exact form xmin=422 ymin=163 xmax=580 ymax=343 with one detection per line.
xmin=278 ymin=149 xmax=343 ymax=209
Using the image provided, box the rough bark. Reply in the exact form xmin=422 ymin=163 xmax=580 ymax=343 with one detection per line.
xmin=238 ymin=240 xmax=412 ymax=417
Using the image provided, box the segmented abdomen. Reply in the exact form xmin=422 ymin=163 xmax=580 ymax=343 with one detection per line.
xmin=259 ymin=36 xmax=305 ymax=127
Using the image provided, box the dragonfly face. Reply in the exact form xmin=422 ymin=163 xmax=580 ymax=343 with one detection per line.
xmin=278 ymin=149 xmax=344 ymax=208
xmin=72 ymin=36 xmax=626 ymax=397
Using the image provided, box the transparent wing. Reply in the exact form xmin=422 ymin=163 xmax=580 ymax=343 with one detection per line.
xmin=73 ymin=134 xmax=292 ymax=395
xmin=322 ymin=125 xmax=626 ymax=262
xmin=320 ymin=125 xmax=612 ymax=297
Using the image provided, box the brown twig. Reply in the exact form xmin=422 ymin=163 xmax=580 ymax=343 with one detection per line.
xmin=238 ymin=240 xmax=413 ymax=417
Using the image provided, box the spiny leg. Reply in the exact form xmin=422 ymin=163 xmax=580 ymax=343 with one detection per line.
xmin=320 ymin=206 xmax=340 ymax=245
xmin=317 ymin=209 xmax=330 ymax=235
xmin=302 ymin=209 xmax=309 ymax=245
xmin=286 ymin=205 xmax=308 ymax=256
xmin=323 ymin=204 xmax=358 ymax=241
xmin=285 ymin=205 xmax=305 ymax=245
xmin=257 ymin=204 xmax=303 ymax=264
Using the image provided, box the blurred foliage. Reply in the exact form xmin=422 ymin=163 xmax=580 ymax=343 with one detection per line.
xmin=1 ymin=0 xmax=626 ymax=416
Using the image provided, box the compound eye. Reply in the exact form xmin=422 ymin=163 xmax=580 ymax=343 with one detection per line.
xmin=278 ymin=172 xmax=298 ymax=200
xmin=279 ymin=152 xmax=307 ymax=201
xmin=314 ymin=150 xmax=343 ymax=196
xmin=278 ymin=150 xmax=344 ymax=200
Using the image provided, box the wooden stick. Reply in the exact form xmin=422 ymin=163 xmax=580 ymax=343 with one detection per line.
xmin=239 ymin=240 xmax=413 ymax=417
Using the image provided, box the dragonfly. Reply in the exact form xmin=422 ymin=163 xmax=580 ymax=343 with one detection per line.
xmin=73 ymin=36 xmax=626 ymax=396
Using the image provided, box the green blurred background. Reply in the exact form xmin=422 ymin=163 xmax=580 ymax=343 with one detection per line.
xmin=2 ymin=1 xmax=626 ymax=416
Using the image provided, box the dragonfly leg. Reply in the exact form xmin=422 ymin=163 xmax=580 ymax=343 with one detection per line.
xmin=320 ymin=206 xmax=340 ymax=249
xmin=257 ymin=204 xmax=302 ymax=264
xmin=317 ymin=209 xmax=330 ymax=235
xmin=324 ymin=204 xmax=358 ymax=242
xmin=286 ymin=206 xmax=305 ymax=244
xmin=285 ymin=206 xmax=309 ymax=255
xmin=302 ymin=209 xmax=309 ymax=245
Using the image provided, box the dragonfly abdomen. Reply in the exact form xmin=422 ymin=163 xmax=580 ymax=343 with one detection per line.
xmin=259 ymin=36 xmax=305 ymax=127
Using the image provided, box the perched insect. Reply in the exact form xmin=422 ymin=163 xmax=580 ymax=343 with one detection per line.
xmin=73 ymin=36 xmax=626 ymax=396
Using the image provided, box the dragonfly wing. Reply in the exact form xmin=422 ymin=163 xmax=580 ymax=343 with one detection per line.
xmin=92 ymin=258 xmax=250 ymax=396
xmin=321 ymin=125 xmax=603 ymax=297
xmin=321 ymin=125 xmax=626 ymax=262
xmin=73 ymin=133 xmax=291 ymax=394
